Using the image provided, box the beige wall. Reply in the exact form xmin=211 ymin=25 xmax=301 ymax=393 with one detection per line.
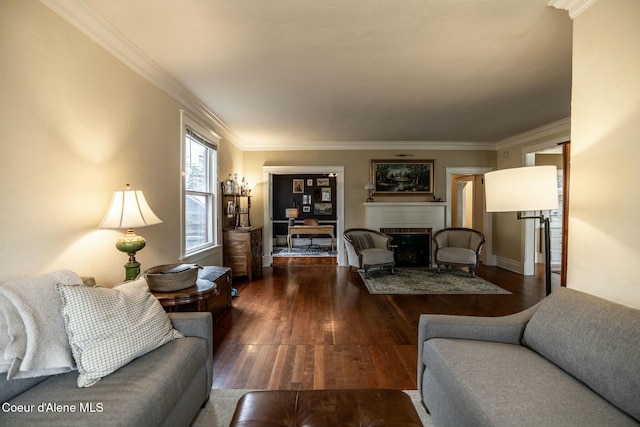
xmin=0 ymin=0 xmax=237 ymax=285
xmin=243 ymin=150 xmax=495 ymax=233
xmin=567 ymin=0 xmax=640 ymax=308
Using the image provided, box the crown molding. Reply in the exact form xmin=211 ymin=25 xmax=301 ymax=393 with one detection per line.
xmin=496 ymin=117 xmax=571 ymax=150
xmin=40 ymin=0 xmax=241 ymax=146
xmin=548 ymin=0 xmax=598 ymax=19
xmin=241 ymin=140 xmax=498 ymax=152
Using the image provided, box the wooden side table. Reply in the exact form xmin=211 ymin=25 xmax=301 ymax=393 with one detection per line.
xmin=151 ymin=278 xmax=218 ymax=312
xmin=150 ymin=266 xmax=232 ymax=316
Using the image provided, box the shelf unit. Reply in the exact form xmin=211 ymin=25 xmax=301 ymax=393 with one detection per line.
xmin=222 ymin=194 xmax=252 ymax=230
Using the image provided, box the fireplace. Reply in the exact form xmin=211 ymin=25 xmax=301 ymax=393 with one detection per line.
xmin=364 ymin=202 xmax=446 ymax=268
xmin=381 ymin=228 xmax=431 ymax=267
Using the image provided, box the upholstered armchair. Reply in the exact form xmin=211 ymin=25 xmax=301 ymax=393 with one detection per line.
xmin=344 ymin=228 xmax=395 ymax=278
xmin=432 ymin=228 xmax=485 ymax=277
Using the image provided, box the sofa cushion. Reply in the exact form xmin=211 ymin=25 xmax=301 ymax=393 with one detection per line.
xmin=57 ymin=278 xmax=183 ymax=387
xmin=2 ymin=336 xmax=207 ymax=427
xmin=423 ymin=338 xmax=638 ymax=426
xmin=522 ymin=287 xmax=640 ymax=422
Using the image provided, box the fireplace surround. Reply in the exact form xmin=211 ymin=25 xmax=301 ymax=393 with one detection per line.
xmin=364 ymin=202 xmax=446 ymax=267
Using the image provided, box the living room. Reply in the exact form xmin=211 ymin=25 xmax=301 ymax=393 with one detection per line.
xmin=1 ymin=0 xmax=639 ymax=425
xmin=2 ymin=0 xmax=638 ymax=307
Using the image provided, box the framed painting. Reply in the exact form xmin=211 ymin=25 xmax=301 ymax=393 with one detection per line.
xmin=293 ymin=179 xmax=304 ymax=193
xmin=314 ymin=202 xmax=332 ymax=215
xmin=370 ymin=159 xmax=434 ymax=195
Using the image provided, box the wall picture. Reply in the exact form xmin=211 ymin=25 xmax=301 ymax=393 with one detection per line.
xmin=314 ymin=202 xmax=332 ymax=215
xmin=321 ymin=188 xmax=331 ymax=201
xmin=317 ymin=178 xmax=330 ymax=186
xmin=371 ymin=159 xmax=434 ymax=195
xmin=293 ymin=179 xmax=304 ymax=193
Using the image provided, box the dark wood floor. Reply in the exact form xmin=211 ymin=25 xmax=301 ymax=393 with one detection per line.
xmin=212 ymin=259 xmax=553 ymax=390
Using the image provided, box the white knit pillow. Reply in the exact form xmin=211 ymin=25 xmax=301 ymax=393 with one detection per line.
xmin=57 ymin=277 xmax=183 ymax=387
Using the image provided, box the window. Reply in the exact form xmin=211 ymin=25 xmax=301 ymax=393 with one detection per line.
xmin=181 ymin=113 xmax=219 ymax=258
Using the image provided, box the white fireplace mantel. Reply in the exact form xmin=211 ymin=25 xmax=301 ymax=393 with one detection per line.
xmin=364 ymin=202 xmax=446 ymax=232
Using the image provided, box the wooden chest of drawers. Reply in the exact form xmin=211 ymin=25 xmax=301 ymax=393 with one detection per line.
xmin=223 ymin=226 xmax=263 ymax=281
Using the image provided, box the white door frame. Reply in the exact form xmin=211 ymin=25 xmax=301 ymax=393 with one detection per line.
xmin=262 ymin=165 xmax=346 ymax=267
xmin=445 ymin=167 xmax=495 ymax=265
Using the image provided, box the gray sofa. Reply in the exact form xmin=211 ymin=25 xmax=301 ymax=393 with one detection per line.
xmin=418 ymin=287 xmax=640 ymax=426
xmin=1 ymin=296 xmax=213 ymax=427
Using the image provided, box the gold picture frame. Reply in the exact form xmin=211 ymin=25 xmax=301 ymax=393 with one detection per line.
xmin=370 ymin=159 xmax=434 ymax=195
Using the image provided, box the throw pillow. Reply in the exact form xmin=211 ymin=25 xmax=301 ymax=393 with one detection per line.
xmin=57 ymin=277 xmax=183 ymax=387
xmin=351 ymin=233 xmax=375 ymax=251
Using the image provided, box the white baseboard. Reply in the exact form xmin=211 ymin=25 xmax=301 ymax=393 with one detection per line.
xmin=495 ymin=256 xmax=525 ymax=275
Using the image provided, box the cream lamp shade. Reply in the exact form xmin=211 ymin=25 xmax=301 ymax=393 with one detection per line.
xmin=485 ymin=166 xmax=559 ymax=212
xmin=364 ymin=182 xmax=376 ymax=202
xmin=99 ymin=186 xmax=163 ymax=229
xmin=484 ymin=165 xmax=559 ymax=296
xmin=285 ymin=208 xmax=298 ymax=226
xmin=99 ymin=184 xmax=162 ymax=281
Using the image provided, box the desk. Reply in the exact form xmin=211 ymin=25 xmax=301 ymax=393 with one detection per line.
xmin=287 ymin=225 xmax=335 ymax=251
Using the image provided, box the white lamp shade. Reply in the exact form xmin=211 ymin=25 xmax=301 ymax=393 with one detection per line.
xmin=364 ymin=182 xmax=376 ymax=191
xmin=99 ymin=188 xmax=163 ymax=229
xmin=285 ymin=208 xmax=299 ymax=219
xmin=485 ymin=166 xmax=559 ymax=212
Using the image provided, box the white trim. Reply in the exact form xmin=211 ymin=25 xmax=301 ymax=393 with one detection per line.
xmin=40 ymin=0 xmax=241 ymax=147
xmin=495 ymin=255 xmax=523 ymax=274
xmin=548 ymin=0 xmax=598 ymax=19
xmin=244 ymin=140 xmax=497 ymax=152
xmin=497 ymin=118 xmax=571 ymax=150
xmin=179 ymin=110 xmax=220 ymax=261
xmin=263 ymin=166 xmax=346 ymax=267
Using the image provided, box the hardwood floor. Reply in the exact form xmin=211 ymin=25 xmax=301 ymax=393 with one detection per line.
xmin=212 ymin=259 xmax=552 ymax=390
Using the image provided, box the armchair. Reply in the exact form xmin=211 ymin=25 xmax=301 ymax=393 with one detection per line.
xmin=344 ymin=228 xmax=395 ymax=278
xmin=432 ymin=227 xmax=485 ymax=277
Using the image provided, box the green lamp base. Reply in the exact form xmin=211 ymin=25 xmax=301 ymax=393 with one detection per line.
xmin=124 ymin=261 xmax=141 ymax=281
xmin=115 ymin=229 xmax=147 ymax=281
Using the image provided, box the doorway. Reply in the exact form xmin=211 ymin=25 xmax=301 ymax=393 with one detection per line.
xmin=523 ymin=142 xmax=570 ymax=288
xmin=262 ymin=166 xmax=346 ymax=267
xmin=445 ymin=167 xmax=494 ymax=265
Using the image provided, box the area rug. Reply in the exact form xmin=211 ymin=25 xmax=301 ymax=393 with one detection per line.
xmin=192 ymin=389 xmax=433 ymax=427
xmin=360 ymin=267 xmax=511 ymax=295
xmin=273 ymin=247 xmax=337 ymax=257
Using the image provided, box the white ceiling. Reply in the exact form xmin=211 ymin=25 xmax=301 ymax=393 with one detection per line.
xmin=59 ymin=0 xmax=573 ymax=149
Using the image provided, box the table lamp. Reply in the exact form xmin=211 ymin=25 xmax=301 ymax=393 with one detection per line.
xmin=364 ymin=182 xmax=376 ymax=202
xmin=99 ymin=184 xmax=163 ymax=281
xmin=285 ymin=208 xmax=298 ymax=226
xmin=484 ymin=166 xmax=558 ymax=295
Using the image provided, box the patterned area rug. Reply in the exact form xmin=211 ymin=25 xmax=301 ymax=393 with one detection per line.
xmin=192 ymin=389 xmax=433 ymax=427
xmin=360 ymin=267 xmax=511 ymax=295
xmin=273 ymin=247 xmax=337 ymax=257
